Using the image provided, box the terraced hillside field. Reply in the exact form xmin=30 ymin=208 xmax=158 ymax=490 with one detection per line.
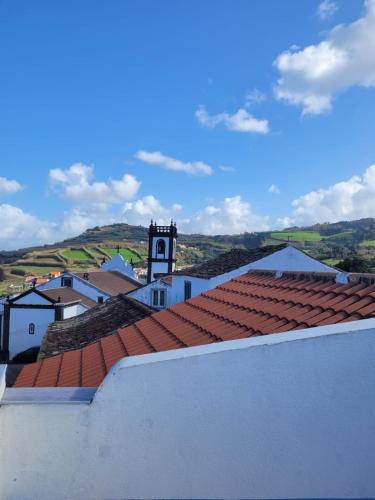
xmin=0 ymin=244 xmax=148 ymax=297
xmin=1 ymin=218 xmax=375 ymax=296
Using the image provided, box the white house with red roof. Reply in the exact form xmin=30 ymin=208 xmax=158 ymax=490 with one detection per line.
xmin=130 ymin=240 xmax=338 ymax=309
xmin=0 ymin=257 xmax=143 ymax=362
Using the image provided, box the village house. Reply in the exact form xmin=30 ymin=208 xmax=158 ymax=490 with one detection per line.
xmin=0 ymin=221 xmax=342 ymax=363
xmin=129 ymin=221 xmax=339 ymax=309
xmin=1 ymin=268 xmax=374 ymax=498
xmin=0 ymin=253 xmax=143 ymax=361
xmin=0 ymin=286 xmax=96 ymax=362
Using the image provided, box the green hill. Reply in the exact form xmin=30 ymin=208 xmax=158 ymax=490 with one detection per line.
xmin=1 ymin=218 xmax=375 ymax=297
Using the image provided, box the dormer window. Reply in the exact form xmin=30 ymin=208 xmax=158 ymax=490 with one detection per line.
xmin=61 ymin=277 xmax=72 ymax=288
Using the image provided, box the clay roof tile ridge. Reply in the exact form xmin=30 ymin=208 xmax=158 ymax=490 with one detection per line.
xmin=168 ymin=307 xmax=222 ymax=342
xmin=150 ymin=315 xmax=187 ymax=348
xmin=133 ymin=323 xmax=157 ymax=353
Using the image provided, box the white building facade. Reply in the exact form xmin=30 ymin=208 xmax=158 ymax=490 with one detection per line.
xmin=130 ymin=245 xmax=338 ymax=309
xmin=0 ymin=288 xmax=89 ymax=361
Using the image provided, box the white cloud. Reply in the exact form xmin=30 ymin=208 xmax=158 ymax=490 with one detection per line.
xmin=279 ymin=164 xmax=375 ymax=226
xmin=274 ymin=0 xmax=375 ymax=114
xmin=219 ymin=165 xmax=236 ymax=172
xmin=0 ymin=204 xmax=57 ymax=249
xmin=123 ymin=195 xmax=183 ymax=226
xmin=0 ymin=177 xmax=23 ymax=195
xmin=245 ymin=89 xmax=266 ymax=107
xmin=124 ymin=194 xmax=270 ymax=235
xmin=0 ymin=191 xmax=271 ymax=249
xmin=317 ymin=0 xmax=338 ymax=20
xmin=49 ymin=163 xmax=140 ymax=207
xmin=276 ymin=217 xmax=295 ymax=229
xmin=268 ymin=184 xmax=281 ymax=194
xmin=135 ymin=150 xmax=213 ymax=176
xmin=186 ymin=195 xmax=269 ymax=234
xmin=195 ymin=106 xmax=269 ymax=134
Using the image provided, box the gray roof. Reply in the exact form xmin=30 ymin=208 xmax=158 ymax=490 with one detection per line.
xmin=173 ymin=244 xmax=287 ymax=279
xmin=38 ymin=294 xmax=154 ymax=359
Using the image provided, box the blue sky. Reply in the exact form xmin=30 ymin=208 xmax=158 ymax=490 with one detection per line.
xmin=1 ymin=0 xmax=375 ymax=249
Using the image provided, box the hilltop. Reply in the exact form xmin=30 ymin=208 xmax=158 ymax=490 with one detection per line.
xmin=0 ymin=218 xmax=374 ymax=296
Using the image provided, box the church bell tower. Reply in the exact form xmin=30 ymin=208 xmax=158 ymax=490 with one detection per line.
xmin=147 ymin=220 xmax=177 ymax=283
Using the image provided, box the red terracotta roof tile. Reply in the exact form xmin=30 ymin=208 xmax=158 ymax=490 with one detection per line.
xmin=14 ymin=271 xmax=375 ymax=388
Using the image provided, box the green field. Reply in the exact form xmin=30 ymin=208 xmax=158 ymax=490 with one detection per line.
xmin=88 ymin=247 xmax=107 ymax=258
xmin=322 ymin=258 xmax=341 ymax=266
xmin=61 ymin=248 xmax=91 ymax=260
xmin=102 ymin=247 xmax=141 ymax=263
xmin=271 ymin=231 xmax=322 ymax=242
xmin=360 ymin=240 xmax=375 ymax=247
xmin=9 ymin=265 xmax=64 ymax=275
xmin=323 ymin=230 xmax=354 ymax=240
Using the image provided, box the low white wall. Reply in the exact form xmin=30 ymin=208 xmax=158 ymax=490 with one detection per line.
xmin=1 ymin=320 xmax=375 ymax=499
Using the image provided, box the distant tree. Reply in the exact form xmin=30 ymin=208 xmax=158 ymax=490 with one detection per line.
xmin=336 ymin=256 xmax=372 ymax=273
xmin=0 ymin=267 xmax=5 ymax=282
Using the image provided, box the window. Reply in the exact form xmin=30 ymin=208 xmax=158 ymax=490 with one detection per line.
xmin=184 ymin=281 xmax=192 ymax=301
xmin=28 ymin=323 xmax=35 ymax=335
xmin=156 ymin=239 xmax=166 ymax=257
xmin=61 ymin=276 xmax=73 ymax=287
xmin=152 ymin=289 xmax=166 ymax=308
xmin=97 ymin=296 xmax=104 ymax=304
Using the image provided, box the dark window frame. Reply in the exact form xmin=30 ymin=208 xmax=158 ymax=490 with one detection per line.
xmin=61 ymin=276 xmax=73 ymax=288
xmin=151 ymin=288 xmax=167 ymax=308
xmin=184 ymin=281 xmax=192 ymax=301
xmin=28 ymin=322 xmax=35 ymax=335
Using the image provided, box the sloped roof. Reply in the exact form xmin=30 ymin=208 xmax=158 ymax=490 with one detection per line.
xmin=15 ymin=270 xmax=375 ymax=388
xmin=8 ymin=286 xmax=96 ymax=308
xmin=42 ymin=287 xmax=96 ymax=309
xmin=74 ymin=271 xmax=141 ymax=295
xmin=38 ymin=295 xmax=154 ymax=359
xmin=173 ymin=244 xmax=287 ymax=278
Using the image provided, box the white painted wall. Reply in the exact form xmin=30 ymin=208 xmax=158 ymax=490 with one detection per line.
xmin=129 ymin=280 xmax=171 ymax=308
xmin=39 ymin=274 xmax=110 ymax=302
xmin=63 ymin=303 xmax=87 ymax=319
xmin=101 ymin=253 xmax=137 ymax=279
xmin=8 ymin=306 xmax=55 ymax=359
xmin=252 ymin=245 xmax=337 ymax=273
xmin=5 ymin=292 xmax=87 ymax=358
xmin=170 ymin=246 xmax=338 ymax=306
xmin=149 ymin=261 xmax=170 ymax=281
xmin=15 ymin=292 xmax=52 ymax=306
xmin=1 ymin=319 xmax=374 ymax=499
